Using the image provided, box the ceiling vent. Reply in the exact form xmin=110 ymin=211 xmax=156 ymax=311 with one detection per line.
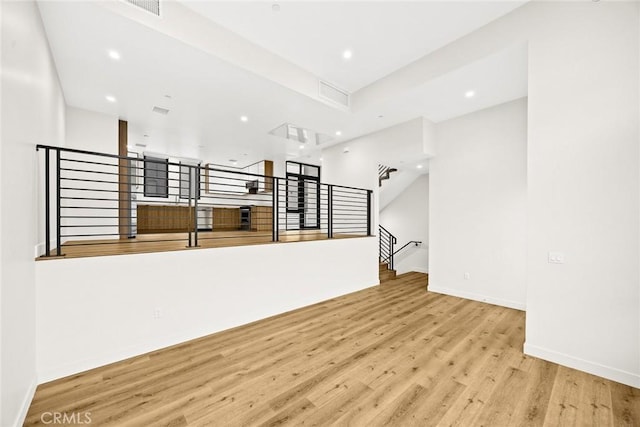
xmin=124 ymin=0 xmax=160 ymax=17
xmin=152 ymin=106 xmax=170 ymax=115
xmin=319 ymin=80 xmax=350 ymax=108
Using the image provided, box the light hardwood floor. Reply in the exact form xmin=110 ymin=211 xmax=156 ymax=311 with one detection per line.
xmin=38 ymin=230 xmax=364 ymax=260
xmin=25 ymin=273 xmax=639 ymax=426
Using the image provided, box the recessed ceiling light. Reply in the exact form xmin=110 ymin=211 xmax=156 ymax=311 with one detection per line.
xmin=143 ymin=134 xmax=149 ymax=138
xmin=299 ymin=144 xmax=305 ymax=149
xmin=417 ymin=164 xmax=423 ymax=169
xmin=319 ymin=157 xmax=323 ymax=162
xmin=272 ymin=3 xmax=280 ymax=12
xmin=105 ymin=95 xmax=116 ymax=103
xmin=342 ymin=50 xmax=353 ymax=60
xmin=240 ymin=115 xmax=248 ymax=122
xmin=465 ymin=90 xmax=475 ymax=98
xmin=335 ymin=131 xmax=342 ymax=136
xmin=378 ymin=115 xmax=384 ymax=119
xmin=108 ymin=50 xmax=120 ymax=60
xmin=343 ymin=147 xmax=350 ymax=154
xmin=164 ymin=94 xmax=172 ymax=99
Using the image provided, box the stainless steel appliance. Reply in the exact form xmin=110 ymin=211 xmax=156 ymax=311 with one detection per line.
xmin=240 ymin=206 xmax=251 ymax=231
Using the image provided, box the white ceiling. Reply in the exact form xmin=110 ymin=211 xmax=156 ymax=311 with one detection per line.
xmin=37 ymin=1 xmax=528 ymax=168
xmin=181 ymin=1 xmax=527 ymax=92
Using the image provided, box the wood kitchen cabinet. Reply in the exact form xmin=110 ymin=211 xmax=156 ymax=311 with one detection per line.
xmin=212 ymin=207 xmax=240 ymax=230
xmin=261 ymin=160 xmax=274 ymax=193
xmin=251 ymin=206 xmax=273 ymax=232
xmin=137 ymin=205 xmax=194 ymax=234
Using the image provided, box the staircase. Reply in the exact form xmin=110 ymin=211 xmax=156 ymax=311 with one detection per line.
xmin=379 ymin=224 xmax=423 ymax=283
xmin=379 ymin=225 xmax=397 ymax=282
xmin=378 ymin=164 xmax=398 ymax=187
xmin=379 ymin=261 xmax=397 ymax=282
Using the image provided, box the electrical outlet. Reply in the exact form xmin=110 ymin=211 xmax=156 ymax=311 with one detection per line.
xmin=548 ymin=252 xmax=565 ymax=264
xmin=464 ymin=272 xmax=470 ymax=280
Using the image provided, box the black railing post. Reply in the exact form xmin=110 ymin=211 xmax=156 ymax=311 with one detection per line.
xmin=366 ymin=189 xmax=372 ymax=236
xmin=193 ymin=165 xmax=199 ymax=247
xmin=55 ymin=148 xmax=62 ymax=256
xmin=44 ymin=148 xmax=51 ymax=257
xmin=378 ymin=226 xmax=382 ymax=261
xmin=389 ymin=235 xmax=394 ymax=270
xmin=188 ymin=166 xmax=193 ymax=248
xmin=272 ymin=177 xmax=279 ymax=242
xmin=328 ymin=184 xmax=333 ymax=239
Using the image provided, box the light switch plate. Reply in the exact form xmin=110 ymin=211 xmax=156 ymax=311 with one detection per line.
xmin=548 ymin=252 xmax=565 ymax=264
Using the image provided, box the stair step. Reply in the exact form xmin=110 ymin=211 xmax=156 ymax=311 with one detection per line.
xmin=379 ymin=262 xmax=389 ymax=272
xmin=379 ymin=268 xmax=397 ymax=282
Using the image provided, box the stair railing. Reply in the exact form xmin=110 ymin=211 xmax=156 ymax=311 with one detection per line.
xmin=378 ymin=164 xmax=398 ymax=187
xmin=393 ymin=240 xmax=422 ymax=257
xmin=379 ymin=224 xmax=397 ymax=270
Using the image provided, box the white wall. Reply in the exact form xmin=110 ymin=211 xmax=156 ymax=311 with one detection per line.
xmin=429 ymin=98 xmax=527 ymax=310
xmin=524 ymin=1 xmax=639 ymax=388
xmin=322 ymin=117 xmax=428 ymax=235
xmin=380 ymin=174 xmax=429 ymax=275
xmin=386 ymin=0 xmax=639 ymax=387
xmin=59 ymin=107 xmax=119 ymax=244
xmin=65 ymin=106 xmax=117 ymax=154
xmin=0 ymin=1 xmax=66 ymax=425
xmin=36 ymin=237 xmax=378 ymax=382
xmin=379 ymin=169 xmax=421 ymax=211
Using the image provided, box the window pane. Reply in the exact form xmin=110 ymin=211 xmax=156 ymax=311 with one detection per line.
xmin=286 ymin=162 xmax=300 ymax=174
xmin=144 ymin=156 xmax=168 ymax=197
xmin=302 ymin=165 xmax=319 ymax=177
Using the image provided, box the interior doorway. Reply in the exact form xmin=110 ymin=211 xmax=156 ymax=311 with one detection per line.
xmin=285 ymin=161 xmax=321 ymax=230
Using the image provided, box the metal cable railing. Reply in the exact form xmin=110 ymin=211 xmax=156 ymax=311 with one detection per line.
xmin=378 ymin=164 xmax=397 ymax=187
xmin=379 ymin=226 xmax=423 ymax=272
xmin=379 ymin=224 xmax=396 ymax=269
xmin=36 ymin=145 xmax=372 ymax=257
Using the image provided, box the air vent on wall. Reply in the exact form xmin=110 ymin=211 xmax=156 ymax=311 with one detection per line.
xmin=152 ymin=106 xmax=170 ymax=115
xmin=319 ymin=80 xmax=350 ymax=108
xmin=124 ymin=0 xmax=160 ymax=16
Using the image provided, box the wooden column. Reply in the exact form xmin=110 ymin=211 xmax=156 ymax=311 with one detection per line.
xmin=118 ymin=120 xmax=131 ymax=239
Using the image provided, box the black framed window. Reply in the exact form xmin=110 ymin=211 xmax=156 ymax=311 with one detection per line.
xmin=286 ymin=161 xmax=321 ymax=229
xmin=143 ymin=156 xmax=169 ymax=198
xmin=179 ymin=163 xmax=201 ymax=199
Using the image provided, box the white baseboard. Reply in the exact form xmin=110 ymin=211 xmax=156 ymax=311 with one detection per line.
xmin=12 ymin=377 xmax=37 ymax=427
xmin=412 ymin=267 xmax=429 ymax=274
xmin=35 ymin=241 xmax=54 ymax=258
xmin=428 ymin=285 xmax=525 ymax=311
xmin=524 ymin=342 xmax=640 ymax=388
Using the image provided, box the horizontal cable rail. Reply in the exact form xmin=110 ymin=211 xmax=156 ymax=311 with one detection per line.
xmin=36 ymin=145 xmax=373 ymax=257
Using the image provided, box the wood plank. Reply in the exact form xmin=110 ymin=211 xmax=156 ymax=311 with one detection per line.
xmin=118 ymin=120 xmax=130 ymax=239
